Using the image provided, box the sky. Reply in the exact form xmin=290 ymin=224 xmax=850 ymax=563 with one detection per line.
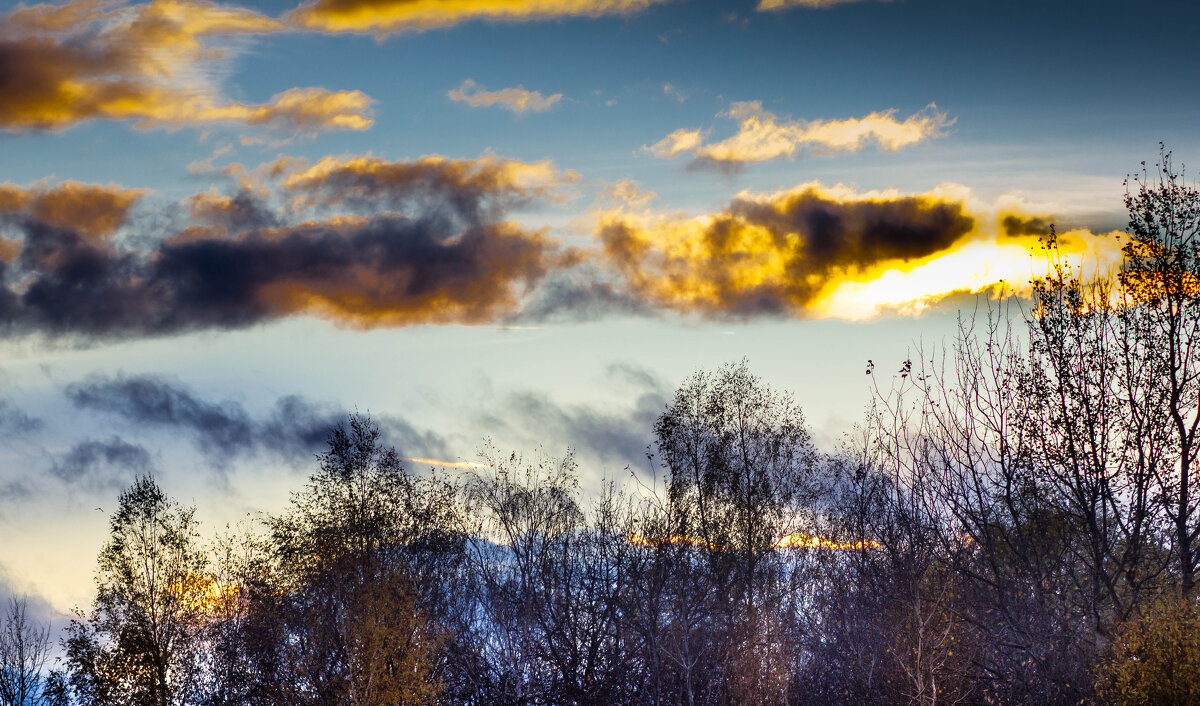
xmin=1 ymin=0 xmax=1199 ymax=616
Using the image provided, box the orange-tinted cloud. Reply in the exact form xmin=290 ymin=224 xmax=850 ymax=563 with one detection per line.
xmin=448 ymin=79 xmax=563 ymax=115
xmin=274 ymin=154 xmax=577 ymax=215
xmin=0 ymin=182 xmax=145 ymax=241
xmin=0 ymin=156 xmax=574 ymax=339
xmin=186 ymin=189 xmax=280 ymax=233
xmin=645 ymin=102 xmax=951 ymax=168
xmin=288 ymin=0 xmax=670 ymax=34
xmin=591 ymin=182 xmax=1123 ymax=320
xmin=0 ymin=0 xmax=373 ymax=132
xmin=0 ymin=238 xmax=20 ymax=263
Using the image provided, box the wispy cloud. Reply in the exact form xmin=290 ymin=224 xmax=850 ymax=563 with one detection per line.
xmin=662 ymin=82 xmax=688 ymax=103
xmin=644 ymin=101 xmax=952 ymax=169
xmin=448 ymin=79 xmax=563 ymax=115
xmin=471 ymin=363 xmax=667 ymax=467
xmin=51 ymin=436 xmax=155 ymax=490
xmin=275 ymin=153 xmax=576 ymax=213
xmin=0 ymin=0 xmax=373 ymax=133
xmin=757 ymin=0 xmax=877 ymax=9
xmin=65 ymin=373 xmax=451 ymax=465
xmin=288 ymin=0 xmax=671 ymax=35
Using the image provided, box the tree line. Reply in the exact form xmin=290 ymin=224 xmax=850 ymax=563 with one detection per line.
xmin=4 ymin=149 xmax=1200 ymax=704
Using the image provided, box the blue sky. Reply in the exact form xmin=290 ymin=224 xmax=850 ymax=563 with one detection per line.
xmin=1 ymin=0 xmax=1197 ymax=611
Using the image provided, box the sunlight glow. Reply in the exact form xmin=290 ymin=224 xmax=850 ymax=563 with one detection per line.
xmin=627 ymin=533 xmax=881 ymax=551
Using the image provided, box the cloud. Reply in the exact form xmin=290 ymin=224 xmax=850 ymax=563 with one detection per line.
xmin=0 ymin=156 xmax=574 ymax=339
xmin=275 ymin=153 xmax=576 ymax=216
xmin=475 ymin=364 xmax=667 ymax=467
xmin=501 ymin=389 xmax=662 ymax=465
xmin=0 ymin=182 xmax=145 ymax=243
xmin=1001 ymin=213 xmax=1054 ymax=237
xmin=288 ymin=0 xmax=671 ymax=35
xmin=0 ymin=164 xmax=1123 ymax=336
xmin=591 ymin=182 xmax=1125 ymax=320
xmin=187 ymin=189 xmax=282 ymax=232
xmin=65 ymin=373 xmax=450 ymax=465
xmin=757 ymin=0 xmax=872 ymax=9
xmin=448 ymin=79 xmax=563 ymax=115
xmin=0 ymin=398 xmax=44 ymax=435
xmin=0 ymin=565 xmax=58 ymax=633
xmin=662 ymin=82 xmax=687 ymax=103
xmin=51 ymin=436 xmax=155 ymax=489
xmin=0 ymin=0 xmax=373 ymax=133
xmin=4 ymin=216 xmax=557 ymax=336
xmin=644 ymin=102 xmax=952 ymax=169
xmin=594 ymin=182 xmax=973 ymax=316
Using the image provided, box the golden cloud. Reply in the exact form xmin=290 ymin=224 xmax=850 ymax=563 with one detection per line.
xmin=0 ymin=238 xmax=20 ymax=263
xmin=645 ymin=101 xmax=951 ymax=166
xmin=448 ymin=79 xmax=563 ymax=115
xmin=288 ymin=0 xmax=670 ymax=34
xmin=0 ymin=181 xmax=145 ymax=241
xmin=593 ymin=182 xmax=1123 ymax=320
xmin=274 ymin=153 xmax=578 ymax=213
xmin=0 ymin=0 xmax=373 ymax=132
xmin=0 ymin=155 xmax=578 ymax=338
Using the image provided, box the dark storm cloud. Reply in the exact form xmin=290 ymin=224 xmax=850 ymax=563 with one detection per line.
xmin=64 ymin=374 xmax=450 ymax=466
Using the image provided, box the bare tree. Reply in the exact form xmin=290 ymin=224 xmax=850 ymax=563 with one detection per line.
xmin=462 ymin=448 xmax=645 ymax=705
xmin=0 ymin=597 xmax=52 ymax=706
xmin=1120 ymin=147 xmax=1200 ymax=596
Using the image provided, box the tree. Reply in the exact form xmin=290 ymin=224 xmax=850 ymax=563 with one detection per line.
xmin=192 ymin=521 xmax=275 ymax=706
xmin=849 ymin=147 xmax=1200 ymax=702
xmin=0 ymin=597 xmax=52 ymax=706
xmin=262 ymin=413 xmax=454 ymax=705
xmin=1096 ymin=593 xmax=1200 ymax=705
xmin=1120 ymin=147 xmax=1200 ymax=596
xmin=63 ymin=475 xmax=208 ymax=706
xmin=462 ymin=449 xmax=644 ymax=705
xmin=646 ymin=361 xmax=822 ymax=705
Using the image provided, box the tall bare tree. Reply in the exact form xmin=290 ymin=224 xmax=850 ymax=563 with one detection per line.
xmin=0 ymin=597 xmax=52 ymax=706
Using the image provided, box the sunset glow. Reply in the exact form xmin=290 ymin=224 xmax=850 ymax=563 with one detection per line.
xmin=1 ymin=0 xmax=1196 ymax=679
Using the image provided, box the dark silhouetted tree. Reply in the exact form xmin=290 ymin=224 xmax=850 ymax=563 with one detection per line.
xmin=63 ymin=476 xmax=207 ymax=706
xmin=0 ymin=597 xmax=53 ymax=706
